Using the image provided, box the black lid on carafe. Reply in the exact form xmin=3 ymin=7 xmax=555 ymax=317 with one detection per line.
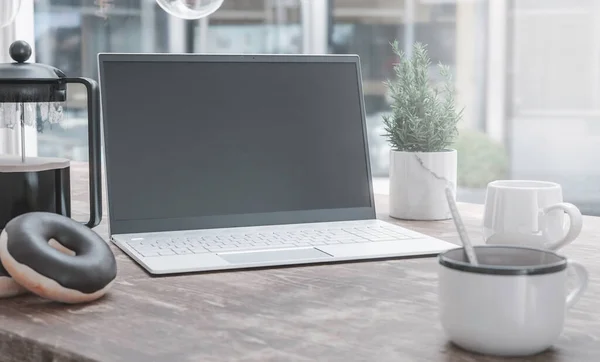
xmin=0 ymin=40 xmax=67 ymax=103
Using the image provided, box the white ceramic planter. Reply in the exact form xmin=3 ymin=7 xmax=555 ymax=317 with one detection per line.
xmin=389 ymin=149 xmax=457 ymax=220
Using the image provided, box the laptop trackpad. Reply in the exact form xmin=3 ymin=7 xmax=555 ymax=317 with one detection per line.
xmin=218 ymin=248 xmax=331 ymax=265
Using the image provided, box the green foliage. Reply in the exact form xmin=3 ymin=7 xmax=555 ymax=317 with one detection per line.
xmin=382 ymin=41 xmax=462 ymax=152
xmin=454 ymin=130 xmax=509 ymax=188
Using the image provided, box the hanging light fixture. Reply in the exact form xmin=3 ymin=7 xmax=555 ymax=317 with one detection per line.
xmin=155 ymin=0 xmax=224 ymax=20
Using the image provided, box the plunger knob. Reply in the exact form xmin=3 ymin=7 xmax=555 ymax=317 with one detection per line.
xmin=9 ymin=41 xmax=32 ymax=63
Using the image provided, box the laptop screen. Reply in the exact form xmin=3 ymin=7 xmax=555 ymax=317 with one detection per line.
xmin=99 ymin=55 xmax=375 ymax=234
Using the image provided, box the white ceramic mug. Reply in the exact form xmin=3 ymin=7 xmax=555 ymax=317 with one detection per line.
xmin=438 ymin=245 xmax=588 ymax=357
xmin=483 ymin=180 xmax=583 ymax=250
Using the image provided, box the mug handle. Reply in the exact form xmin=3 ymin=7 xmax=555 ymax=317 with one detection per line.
xmin=566 ymin=260 xmax=589 ymax=309
xmin=543 ymin=202 xmax=583 ymax=251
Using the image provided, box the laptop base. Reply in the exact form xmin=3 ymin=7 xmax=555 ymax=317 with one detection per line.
xmin=112 ymin=219 xmax=456 ymax=275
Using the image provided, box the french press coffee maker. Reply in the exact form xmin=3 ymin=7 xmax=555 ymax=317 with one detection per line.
xmin=0 ymin=40 xmax=102 ymax=229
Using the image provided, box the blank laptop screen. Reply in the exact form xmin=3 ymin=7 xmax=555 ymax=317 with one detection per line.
xmin=100 ymin=56 xmax=374 ymax=234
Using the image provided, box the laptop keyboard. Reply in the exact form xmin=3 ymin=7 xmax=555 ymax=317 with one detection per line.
xmin=126 ymin=225 xmax=418 ymax=257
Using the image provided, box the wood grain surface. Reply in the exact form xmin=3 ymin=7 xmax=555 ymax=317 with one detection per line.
xmin=0 ymin=163 xmax=597 ymax=362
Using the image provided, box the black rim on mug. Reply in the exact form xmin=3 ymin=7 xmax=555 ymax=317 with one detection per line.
xmin=438 ymin=245 xmax=567 ymax=276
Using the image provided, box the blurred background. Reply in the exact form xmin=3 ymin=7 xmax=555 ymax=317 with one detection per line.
xmin=2 ymin=0 xmax=599 ymax=214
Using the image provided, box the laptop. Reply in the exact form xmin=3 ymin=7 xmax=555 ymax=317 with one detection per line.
xmin=97 ymin=53 xmax=456 ymax=275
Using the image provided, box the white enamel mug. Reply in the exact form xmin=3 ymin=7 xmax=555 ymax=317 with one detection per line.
xmin=483 ymin=180 xmax=583 ymax=250
xmin=438 ymin=245 xmax=588 ymax=357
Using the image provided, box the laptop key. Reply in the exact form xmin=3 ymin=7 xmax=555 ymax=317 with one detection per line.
xmin=190 ymin=247 xmax=209 ymax=254
xmin=173 ymin=248 xmax=193 ymax=255
xmin=140 ymin=251 xmax=160 ymax=257
xmin=294 ymin=241 xmax=312 ymax=246
xmin=136 ymin=245 xmax=160 ymax=251
xmin=159 ymin=250 xmax=176 ymax=256
xmin=364 ymin=236 xmax=397 ymax=242
xmin=212 ymin=244 xmax=292 ymax=253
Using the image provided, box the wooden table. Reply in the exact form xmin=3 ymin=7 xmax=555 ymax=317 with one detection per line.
xmin=0 ymin=164 xmax=598 ymax=362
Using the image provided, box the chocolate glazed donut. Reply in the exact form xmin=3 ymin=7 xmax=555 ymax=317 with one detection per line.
xmin=0 ymin=212 xmax=117 ymax=304
xmin=0 ymin=260 xmax=27 ymax=298
xmin=0 ymin=237 xmax=74 ymax=299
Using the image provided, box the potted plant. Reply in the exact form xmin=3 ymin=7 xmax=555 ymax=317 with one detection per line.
xmin=382 ymin=41 xmax=462 ymax=220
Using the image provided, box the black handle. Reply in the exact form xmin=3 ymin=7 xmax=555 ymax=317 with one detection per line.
xmin=64 ymin=77 xmax=102 ymax=228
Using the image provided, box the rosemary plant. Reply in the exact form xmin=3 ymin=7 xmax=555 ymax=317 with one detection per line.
xmin=382 ymin=41 xmax=462 ymax=152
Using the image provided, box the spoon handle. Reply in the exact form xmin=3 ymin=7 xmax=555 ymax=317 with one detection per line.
xmin=445 ymin=187 xmax=479 ymax=265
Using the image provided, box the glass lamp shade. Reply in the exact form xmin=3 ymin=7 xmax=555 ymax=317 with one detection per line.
xmin=156 ymin=0 xmax=224 ymax=20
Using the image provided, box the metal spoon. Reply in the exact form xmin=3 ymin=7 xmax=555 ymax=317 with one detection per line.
xmin=445 ymin=186 xmax=479 ymax=265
